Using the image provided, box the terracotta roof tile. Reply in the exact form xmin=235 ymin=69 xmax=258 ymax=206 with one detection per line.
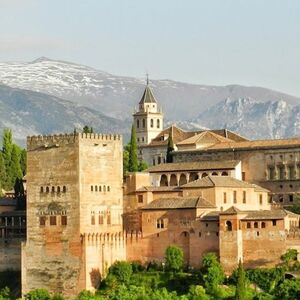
xmin=181 ymin=175 xmax=269 ymax=192
xmin=142 ymin=197 xmax=215 ymax=210
xmin=147 ymin=160 xmax=240 ymax=173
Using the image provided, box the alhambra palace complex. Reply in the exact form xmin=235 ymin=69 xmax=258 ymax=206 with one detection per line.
xmin=2 ymin=84 xmax=300 ymax=297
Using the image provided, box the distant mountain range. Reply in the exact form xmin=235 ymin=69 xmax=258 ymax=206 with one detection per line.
xmin=0 ymin=57 xmax=300 ymax=144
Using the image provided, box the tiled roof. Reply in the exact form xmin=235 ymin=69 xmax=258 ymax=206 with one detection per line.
xmin=142 ymin=197 xmax=215 ymax=210
xmin=221 ymin=206 xmax=242 ymax=215
xmin=243 ymin=209 xmax=287 ymax=220
xmin=136 ymin=186 xmax=181 ymax=192
xmin=142 ymin=126 xmax=249 ymax=148
xmin=147 ymin=160 xmax=240 ymax=173
xmin=139 ymin=85 xmax=157 ymax=104
xmin=181 ymin=176 xmax=269 ymax=192
xmin=205 ymin=138 xmax=300 ymax=151
xmin=0 ymin=210 xmax=25 ymax=217
xmin=177 ymin=131 xmax=233 ymax=146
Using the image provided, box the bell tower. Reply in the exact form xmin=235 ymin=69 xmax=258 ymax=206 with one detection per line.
xmin=133 ymin=78 xmax=164 ymax=146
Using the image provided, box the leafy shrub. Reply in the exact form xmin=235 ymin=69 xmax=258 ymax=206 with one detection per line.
xmin=165 ymin=246 xmax=184 ymax=273
xmin=25 ymin=289 xmax=51 ymax=300
xmin=108 ymin=261 xmax=133 ymax=284
xmin=131 ymin=261 xmax=145 ymax=273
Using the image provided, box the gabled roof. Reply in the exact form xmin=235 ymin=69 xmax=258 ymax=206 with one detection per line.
xmin=177 ymin=131 xmax=233 ymax=146
xmin=147 ymin=160 xmax=240 ymax=173
xmin=135 ymin=186 xmax=181 ymax=192
xmin=220 ymin=206 xmax=242 ymax=215
xmin=181 ymin=175 xmax=270 ymax=192
xmin=139 ymin=85 xmax=157 ymax=104
xmin=142 ymin=196 xmax=215 ymax=210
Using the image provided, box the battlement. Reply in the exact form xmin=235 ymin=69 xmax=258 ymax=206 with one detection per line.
xmin=27 ymin=132 xmax=122 ymax=150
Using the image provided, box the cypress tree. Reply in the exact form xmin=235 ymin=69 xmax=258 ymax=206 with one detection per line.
xmin=20 ymin=149 xmax=27 ymax=176
xmin=235 ymin=259 xmax=247 ymax=300
xmin=166 ymin=127 xmax=174 ymax=163
xmin=0 ymin=152 xmax=6 ymax=196
xmin=128 ymin=125 xmax=138 ymax=172
xmin=2 ymin=129 xmax=13 ymax=189
xmin=10 ymin=144 xmax=23 ymax=188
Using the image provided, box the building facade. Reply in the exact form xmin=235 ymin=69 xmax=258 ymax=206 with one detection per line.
xmin=21 ymin=133 xmax=125 ymax=297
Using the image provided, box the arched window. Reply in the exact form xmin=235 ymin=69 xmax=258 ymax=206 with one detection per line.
xmin=233 ymin=191 xmax=237 ymax=203
xmin=150 ymin=119 xmax=154 ymax=128
xmin=99 ymin=186 xmax=102 ymax=192
xmin=201 ymin=172 xmax=208 ymax=178
xmin=170 ymin=174 xmax=177 ymax=186
xmin=247 ymin=222 xmax=251 ymax=229
xmin=40 ymin=187 xmax=44 ymax=193
xmin=99 ymin=212 xmax=104 ymax=225
xmin=225 ymin=221 xmax=232 ymax=231
xmin=46 ymin=187 xmax=50 ymax=193
xmin=103 ymin=185 xmax=106 ymax=192
xmin=189 ymin=172 xmax=199 ymax=182
xmin=137 ymin=119 xmax=140 ymax=128
xmin=221 ymin=171 xmax=228 ymax=176
xmin=107 ymin=186 xmax=110 ymax=192
xmin=95 ymin=186 xmax=98 ymax=192
xmin=212 ymin=172 xmax=218 ymax=176
xmin=51 ymin=186 xmax=55 ymax=193
xmin=63 ymin=186 xmax=67 ymax=193
xmin=91 ymin=186 xmax=93 ymax=192
xmin=57 ymin=186 xmax=61 ymax=193
xmin=261 ymin=222 xmax=266 ymax=228
xmin=157 ymin=119 xmax=160 ymax=128
xmin=160 ymin=174 xmax=168 ymax=186
xmin=142 ymin=119 xmax=145 ymax=128
xmin=254 ymin=222 xmax=258 ymax=228
xmin=179 ymin=174 xmax=187 ymax=185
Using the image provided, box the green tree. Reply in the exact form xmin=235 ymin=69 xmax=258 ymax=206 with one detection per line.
xmin=235 ymin=260 xmax=247 ymax=300
xmin=165 ymin=245 xmax=184 ymax=273
xmin=2 ymin=129 xmax=13 ymax=189
xmin=201 ymin=253 xmax=224 ymax=294
xmin=20 ymin=149 xmax=27 ymax=176
xmin=83 ymin=126 xmax=94 ymax=134
xmin=10 ymin=144 xmax=23 ymax=186
xmin=166 ymin=128 xmax=174 ymax=163
xmin=0 ymin=153 xmax=6 ymax=196
xmin=138 ymin=160 xmax=148 ymax=171
xmin=275 ymin=278 xmax=300 ymax=300
xmin=281 ymin=249 xmax=298 ymax=268
xmin=25 ymin=289 xmax=51 ymax=300
xmin=108 ymin=261 xmax=133 ymax=284
xmin=123 ymin=143 xmax=130 ymax=176
xmin=0 ymin=287 xmax=10 ymax=300
xmin=128 ymin=125 xmax=138 ymax=172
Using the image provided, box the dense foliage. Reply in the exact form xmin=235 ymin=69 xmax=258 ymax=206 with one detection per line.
xmin=166 ymin=128 xmax=174 ymax=163
xmin=123 ymin=125 xmax=148 ymax=175
xmin=0 ymin=129 xmax=26 ymax=194
xmin=165 ymin=245 xmax=184 ymax=273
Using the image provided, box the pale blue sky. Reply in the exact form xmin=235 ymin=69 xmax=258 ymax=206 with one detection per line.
xmin=0 ymin=0 xmax=300 ymax=96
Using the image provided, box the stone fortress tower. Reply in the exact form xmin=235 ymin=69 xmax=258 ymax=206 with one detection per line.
xmin=22 ymin=133 xmax=125 ymax=297
xmin=133 ymin=78 xmax=164 ymax=146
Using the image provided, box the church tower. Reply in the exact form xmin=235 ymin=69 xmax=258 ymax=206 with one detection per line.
xmin=133 ymin=80 xmax=164 ymax=146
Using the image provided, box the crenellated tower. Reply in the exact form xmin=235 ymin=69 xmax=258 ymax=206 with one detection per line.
xmin=133 ymin=80 xmax=164 ymax=146
xmin=22 ymin=132 xmax=125 ymax=297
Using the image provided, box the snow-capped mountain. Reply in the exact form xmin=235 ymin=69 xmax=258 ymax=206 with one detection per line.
xmin=194 ymin=97 xmax=300 ymax=139
xmin=1 ymin=57 xmax=299 ymax=122
xmin=0 ymin=84 xmax=128 ymax=146
xmin=1 ymin=57 xmax=300 ymax=142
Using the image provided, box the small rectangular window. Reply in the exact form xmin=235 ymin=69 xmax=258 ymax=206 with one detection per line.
xmin=61 ymin=216 xmax=67 ymax=226
xmin=50 ymin=216 xmax=56 ymax=226
xmin=39 ymin=217 xmax=46 ymax=226
xmin=99 ymin=214 xmax=104 ymax=225
xmin=138 ymin=195 xmax=143 ymax=203
xmin=243 ymin=191 xmax=246 ymax=203
xmin=223 ymin=192 xmax=227 ymax=204
xmin=272 ymin=220 xmax=277 ymax=226
xmin=107 ymin=213 xmax=111 ymax=225
xmin=259 ymin=194 xmax=263 ymax=205
xmin=233 ymin=191 xmax=237 ymax=203
xmin=91 ymin=215 xmax=95 ymax=225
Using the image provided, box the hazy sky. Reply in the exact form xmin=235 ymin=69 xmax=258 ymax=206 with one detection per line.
xmin=0 ymin=0 xmax=300 ymax=96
